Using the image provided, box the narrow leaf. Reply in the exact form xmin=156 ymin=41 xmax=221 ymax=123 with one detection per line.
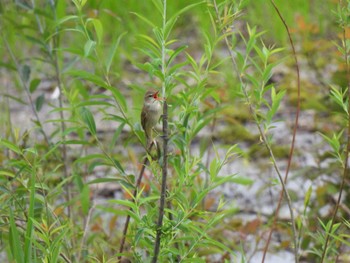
xmin=105 ymin=32 xmax=127 ymax=73
xmin=81 ymin=184 xmax=90 ymax=215
xmin=0 ymin=139 xmax=22 ymax=154
xmin=20 ymin=64 xmax=31 ymax=83
xmin=84 ymin=39 xmax=96 ymax=57
xmin=9 ymin=209 xmax=24 ymax=263
xmin=131 ymin=12 xmax=156 ymax=28
xmin=29 ymin=79 xmax=41 ymax=93
xmin=35 ymin=94 xmax=45 ymax=111
xmin=80 ymin=107 xmax=96 ymax=135
xmin=66 ymin=70 xmax=107 ymax=87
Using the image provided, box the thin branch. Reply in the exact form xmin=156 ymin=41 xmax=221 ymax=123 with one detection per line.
xmin=320 ymin=7 xmax=350 ymax=262
xmin=152 ymin=101 xmax=169 ymax=263
xmin=211 ymin=1 xmax=298 ymax=262
xmin=2 ymin=35 xmax=50 ymax=146
xmin=152 ymin=1 xmax=169 ymax=261
xmin=262 ymin=1 xmax=301 ymax=262
xmin=118 ymin=155 xmax=149 ymax=261
xmin=77 ymin=204 xmax=96 ymax=262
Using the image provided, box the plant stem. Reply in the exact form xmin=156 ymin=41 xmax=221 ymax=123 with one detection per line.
xmin=261 ymin=1 xmax=301 ymax=262
xmin=320 ymin=11 xmax=350 ymax=262
xmin=152 ymin=0 xmax=169 ymax=261
xmin=2 ymin=36 xmax=50 ymax=146
xmin=118 ymin=156 xmax=149 ymax=261
xmin=152 ymin=101 xmax=168 ymax=263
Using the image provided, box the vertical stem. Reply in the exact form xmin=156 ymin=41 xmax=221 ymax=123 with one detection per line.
xmin=152 ymin=101 xmax=168 ymax=263
xmin=152 ymin=1 xmax=168 ymax=261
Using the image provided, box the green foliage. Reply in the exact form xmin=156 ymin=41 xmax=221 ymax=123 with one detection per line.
xmin=1 ymin=0 xmax=350 ymax=262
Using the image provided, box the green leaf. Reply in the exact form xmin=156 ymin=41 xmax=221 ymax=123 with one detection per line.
xmin=21 ymin=64 xmax=31 ymax=83
xmin=9 ymin=209 xmax=24 ymax=263
xmin=35 ymin=94 xmax=45 ymax=111
xmin=209 ymin=158 xmax=219 ymax=180
xmin=229 ymin=176 xmax=253 ymax=185
xmin=151 ymin=0 xmax=163 ymax=15
xmin=138 ymin=34 xmax=161 ymax=53
xmin=167 ymin=45 xmax=188 ymax=67
xmin=88 ymin=177 xmax=134 ymax=189
xmin=0 ymin=139 xmax=22 ymax=154
xmin=110 ymin=123 xmax=125 ymax=151
xmin=66 ymin=70 xmax=107 ymax=87
xmin=111 ymin=158 xmax=125 ymax=174
xmin=164 ymin=16 xmax=177 ymax=41
xmin=0 ymin=169 xmax=15 ymax=178
xmin=29 ymin=79 xmax=41 ymax=93
xmin=104 ymin=85 xmax=127 ymax=112
xmin=168 ymin=2 xmax=205 ymax=30
xmin=304 ymin=185 xmax=312 ymax=208
xmin=81 ymin=184 xmax=90 ymax=215
xmin=80 ymin=0 xmax=87 ymax=8
xmin=105 ymin=32 xmax=127 ymax=74
xmin=153 ymin=27 xmax=163 ymax=47
xmin=110 ymin=199 xmax=137 ymax=211
xmin=90 ymin=18 xmax=103 ymax=44
xmin=55 ymin=15 xmax=79 ymax=27
xmin=330 ymin=85 xmax=348 ymax=115
xmin=84 ymin=39 xmax=96 ymax=57
xmin=75 ymin=153 xmax=106 ymax=164
xmin=79 ymin=107 xmax=96 ymax=135
xmin=267 ymin=88 xmax=285 ymax=123
xmin=131 ymin=12 xmax=156 ymax=28
xmin=24 ymin=171 xmax=36 ymax=262
xmin=76 ymin=100 xmax=115 ymax=108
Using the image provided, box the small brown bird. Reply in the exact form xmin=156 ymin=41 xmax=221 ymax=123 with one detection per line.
xmin=141 ymin=90 xmax=162 ymax=149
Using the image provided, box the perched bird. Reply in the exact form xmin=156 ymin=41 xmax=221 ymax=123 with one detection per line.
xmin=141 ymin=89 xmax=162 ymax=149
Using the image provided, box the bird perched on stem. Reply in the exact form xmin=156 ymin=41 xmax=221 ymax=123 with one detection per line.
xmin=141 ymin=90 xmax=162 ymax=150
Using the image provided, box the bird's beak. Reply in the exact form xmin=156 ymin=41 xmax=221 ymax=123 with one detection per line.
xmin=153 ymin=91 xmax=163 ymax=100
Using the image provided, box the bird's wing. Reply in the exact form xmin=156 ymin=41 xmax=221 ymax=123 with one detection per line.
xmin=141 ymin=106 xmax=147 ymax=131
